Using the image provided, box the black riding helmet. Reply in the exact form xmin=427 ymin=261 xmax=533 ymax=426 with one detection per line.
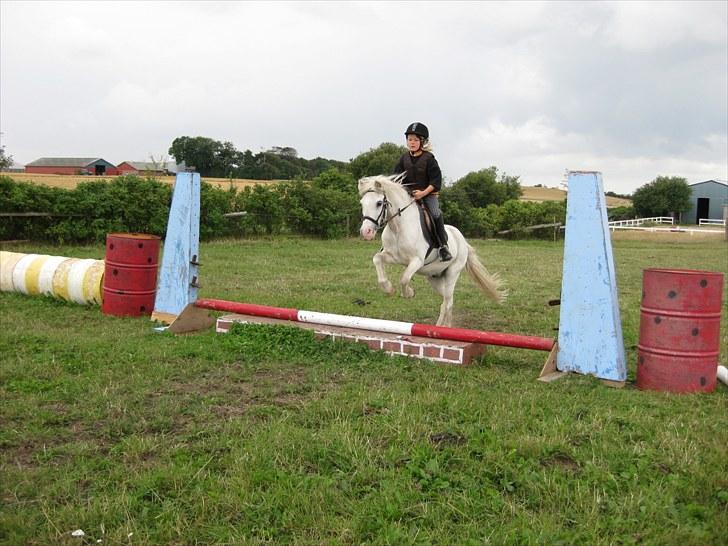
xmin=404 ymin=122 xmax=429 ymax=140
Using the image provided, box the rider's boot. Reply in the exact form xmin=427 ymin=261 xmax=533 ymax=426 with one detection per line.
xmin=434 ymin=216 xmax=452 ymax=261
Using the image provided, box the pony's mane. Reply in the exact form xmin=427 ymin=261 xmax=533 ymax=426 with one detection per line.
xmin=357 ymin=174 xmax=409 ymax=201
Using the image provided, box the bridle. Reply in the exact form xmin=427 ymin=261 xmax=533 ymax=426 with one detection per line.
xmin=361 ymin=189 xmax=416 ymax=231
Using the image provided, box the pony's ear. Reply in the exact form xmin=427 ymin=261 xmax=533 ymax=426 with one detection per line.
xmin=357 ymin=177 xmax=371 ymax=194
xmin=392 ymin=172 xmax=406 ymax=184
xmin=374 ymin=179 xmax=383 ymax=191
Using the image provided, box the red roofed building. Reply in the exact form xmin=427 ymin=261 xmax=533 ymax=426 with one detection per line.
xmin=116 ymin=161 xmax=171 ymax=176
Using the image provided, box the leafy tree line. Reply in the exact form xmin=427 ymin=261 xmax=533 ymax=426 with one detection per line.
xmin=0 ymin=166 xmax=557 ymax=243
xmin=4 ymin=137 xmax=696 ymax=243
xmin=168 ymin=136 xmax=348 ymax=179
xmin=3 ymin=135 xmax=692 ymax=224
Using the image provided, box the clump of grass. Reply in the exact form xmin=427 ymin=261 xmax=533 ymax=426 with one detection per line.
xmin=221 ymin=322 xmax=392 ymax=367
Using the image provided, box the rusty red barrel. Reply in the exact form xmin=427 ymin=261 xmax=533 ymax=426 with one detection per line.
xmin=102 ymin=233 xmax=161 ymax=317
xmin=637 ymin=268 xmax=724 ymax=393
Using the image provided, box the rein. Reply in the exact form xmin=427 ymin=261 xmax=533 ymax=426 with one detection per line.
xmin=361 ymin=189 xmax=416 ymax=231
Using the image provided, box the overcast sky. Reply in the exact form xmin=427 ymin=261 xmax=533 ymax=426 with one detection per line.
xmin=1 ymin=1 xmax=726 ymax=194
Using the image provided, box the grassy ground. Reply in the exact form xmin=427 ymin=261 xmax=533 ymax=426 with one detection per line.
xmin=611 ymin=229 xmax=725 ymax=242
xmin=1 ymin=237 xmax=726 ymax=545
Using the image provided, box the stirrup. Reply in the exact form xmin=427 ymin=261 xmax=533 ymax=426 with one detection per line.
xmin=439 ymin=246 xmax=452 ymax=261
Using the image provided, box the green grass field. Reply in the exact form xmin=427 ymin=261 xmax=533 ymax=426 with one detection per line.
xmin=1 ymin=237 xmax=727 ymax=545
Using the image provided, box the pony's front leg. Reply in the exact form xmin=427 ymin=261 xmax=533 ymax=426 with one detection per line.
xmin=373 ymin=251 xmax=395 ymax=295
xmin=400 ymin=257 xmax=424 ymax=298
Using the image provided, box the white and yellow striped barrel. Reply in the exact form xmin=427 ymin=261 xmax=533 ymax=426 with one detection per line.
xmin=0 ymin=251 xmax=104 ymax=305
xmin=0 ymin=251 xmax=25 ymax=292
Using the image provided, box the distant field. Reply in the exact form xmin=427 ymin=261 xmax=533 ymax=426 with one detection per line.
xmin=5 ymin=173 xmax=632 ymax=207
xmin=4 ymin=172 xmax=281 ymax=191
xmin=520 ymin=185 xmax=632 ymax=208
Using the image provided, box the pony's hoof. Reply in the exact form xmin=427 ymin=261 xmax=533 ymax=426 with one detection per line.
xmin=380 ymin=281 xmax=395 ymax=295
xmin=402 ymin=286 xmax=415 ymax=298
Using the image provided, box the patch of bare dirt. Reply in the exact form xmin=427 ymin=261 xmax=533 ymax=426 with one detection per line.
xmin=541 ymin=452 xmax=580 ymax=471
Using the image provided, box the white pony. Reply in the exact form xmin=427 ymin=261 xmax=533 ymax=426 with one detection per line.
xmin=358 ymin=174 xmax=507 ymax=327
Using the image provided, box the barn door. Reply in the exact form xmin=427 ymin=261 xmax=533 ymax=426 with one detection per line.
xmin=696 ymin=198 xmax=709 ymax=224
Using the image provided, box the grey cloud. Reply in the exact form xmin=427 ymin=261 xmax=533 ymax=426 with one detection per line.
xmin=0 ymin=1 xmax=725 ymax=194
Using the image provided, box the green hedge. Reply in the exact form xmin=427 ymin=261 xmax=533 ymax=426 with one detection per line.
xmin=0 ymin=176 xmax=174 ymax=244
xmin=442 ymin=198 xmax=566 ymax=239
xmin=0 ymin=173 xmax=566 ymax=243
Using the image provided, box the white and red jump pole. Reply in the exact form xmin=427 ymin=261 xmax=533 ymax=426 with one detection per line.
xmin=192 ymin=298 xmax=554 ymax=352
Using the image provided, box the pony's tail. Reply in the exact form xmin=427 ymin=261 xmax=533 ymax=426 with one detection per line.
xmin=465 ymin=244 xmax=508 ymax=304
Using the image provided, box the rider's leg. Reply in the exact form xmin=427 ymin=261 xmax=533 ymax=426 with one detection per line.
xmin=434 ymin=216 xmax=452 ymax=261
xmin=423 ymin=195 xmax=452 ymax=261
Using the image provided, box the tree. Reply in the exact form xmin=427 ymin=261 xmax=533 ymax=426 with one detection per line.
xmin=312 ymin=168 xmax=356 ymax=193
xmin=442 ymin=167 xmax=522 ymax=208
xmin=269 ymin=146 xmax=298 ymax=158
xmin=148 ymin=153 xmax=168 ymax=173
xmin=238 ymin=184 xmax=285 ymax=235
xmin=0 ymin=144 xmax=13 ymax=169
xmin=632 ymin=176 xmax=691 ymax=218
xmin=169 ymin=136 xmax=348 ymax=180
xmin=348 ymin=142 xmax=406 ymax=179
xmin=216 ymin=141 xmax=240 ymax=178
xmin=279 ymin=180 xmax=360 ymax=238
xmin=168 ymin=136 xmax=225 ymax=176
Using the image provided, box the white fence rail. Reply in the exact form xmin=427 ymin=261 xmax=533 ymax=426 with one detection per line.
xmin=608 ymin=216 xmax=674 ymax=228
xmin=698 ymin=218 xmax=726 ymax=227
xmin=607 ymin=216 xmax=723 ymax=235
xmin=608 ymin=226 xmax=722 ymax=235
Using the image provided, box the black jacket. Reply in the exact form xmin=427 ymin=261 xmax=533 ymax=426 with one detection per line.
xmin=393 ymin=151 xmax=443 ymax=192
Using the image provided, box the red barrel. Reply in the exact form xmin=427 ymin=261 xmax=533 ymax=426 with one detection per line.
xmin=102 ymin=233 xmax=161 ymax=317
xmin=637 ymin=268 xmax=724 ymax=393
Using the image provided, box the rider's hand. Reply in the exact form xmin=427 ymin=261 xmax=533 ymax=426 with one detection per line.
xmin=413 ymin=190 xmax=425 ymax=200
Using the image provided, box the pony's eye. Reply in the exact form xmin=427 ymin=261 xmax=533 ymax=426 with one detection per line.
xmin=376 ymin=200 xmax=383 ymax=207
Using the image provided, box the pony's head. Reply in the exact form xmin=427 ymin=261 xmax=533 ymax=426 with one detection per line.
xmin=358 ymin=174 xmax=407 ymax=240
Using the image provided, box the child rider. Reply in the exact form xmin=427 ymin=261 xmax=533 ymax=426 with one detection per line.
xmin=393 ymin=122 xmax=452 ymax=261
